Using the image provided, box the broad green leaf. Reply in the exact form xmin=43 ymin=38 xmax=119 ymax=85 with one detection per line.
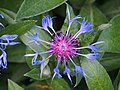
xmin=100 ymin=0 xmax=120 ymax=19
xmin=100 ymin=52 xmax=120 ymax=71
xmin=9 ymin=63 xmax=30 ymax=82
xmin=24 ymin=67 xmax=51 ymax=81
xmin=98 ymin=15 xmax=120 ymax=52
xmin=81 ymin=60 xmax=114 ymax=90
xmin=0 ymin=0 xmax=23 ymax=13
xmin=51 ymin=77 xmax=71 ymax=90
xmin=0 ymin=8 xmax=16 ymax=24
xmin=7 ymin=44 xmax=26 ymax=63
xmin=16 ymin=0 xmax=66 ymax=20
xmin=79 ymin=5 xmax=108 ymax=46
xmin=8 ymin=79 xmax=24 ymax=90
xmin=114 ymin=70 xmax=120 ymax=90
xmin=0 ymin=20 xmax=36 ymax=36
xmin=24 ymin=68 xmax=41 ymax=80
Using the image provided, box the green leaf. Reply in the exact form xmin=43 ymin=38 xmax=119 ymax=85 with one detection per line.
xmin=114 ymin=70 xmax=120 ymax=90
xmin=74 ymin=73 xmax=82 ymax=87
xmin=0 ymin=8 xmax=16 ymax=24
xmin=24 ymin=67 xmax=51 ymax=81
xmin=8 ymin=79 xmax=24 ymax=90
xmin=0 ymin=0 xmax=23 ymax=13
xmin=51 ymin=77 xmax=71 ymax=90
xmin=100 ymin=0 xmax=120 ymax=19
xmin=98 ymin=15 xmax=120 ymax=52
xmin=9 ymin=63 xmax=30 ymax=82
xmin=0 ymin=20 xmax=36 ymax=36
xmin=81 ymin=60 xmax=114 ymax=90
xmin=80 ymin=5 xmax=108 ymax=27
xmin=24 ymin=68 xmax=41 ymax=80
xmin=7 ymin=44 xmax=26 ymax=63
xmin=16 ymin=0 xmax=66 ymax=20
xmin=100 ymin=52 xmax=120 ymax=71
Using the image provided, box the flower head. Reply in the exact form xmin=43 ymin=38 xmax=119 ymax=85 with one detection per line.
xmin=26 ymin=15 xmax=103 ymax=82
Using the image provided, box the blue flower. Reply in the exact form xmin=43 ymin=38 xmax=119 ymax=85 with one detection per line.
xmin=0 ymin=35 xmax=20 ymax=69
xmin=25 ymin=52 xmax=52 ymax=65
xmin=27 ymin=32 xmax=52 ymax=45
xmin=0 ymin=14 xmax=20 ymax=69
xmin=85 ymin=53 xmax=100 ymax=60
xmin=0 ymin=34 xmax=18 ymax=41
xmin=52 ymin=60 xmax=62 ymax=80
xmin=63 ymin=60 xmax=72 ymax=83
xmin=0 ymin=48 xmax=7 ymax=69
xmin=75 ymin=65 xmax=86 ymax=76
xmin=70 ymin=15 xmax=81 ymax=24
xmin=42 ymin=15 xmax=53 ymax=30
xmin=75 ymin=41 xmax=104 ymax=52
xmin=0 ymin=34 xmax=20 ymax=47
xmin=71 ymin=18 xmax=93 ymax=40
xmin=27 ymin=32 xmax=40 ymax=45
xmin=80 ymin=18 xmax=93 ymax=33
xmin=66 ymin=15 xmax=81 ymax=36
xmin=37 ymin=15 xmax=54 ymax=35
xmin=25 ymin=14 xmax=103 ymax=83
xmin=76 ymin=53 xmax=100 ymax=60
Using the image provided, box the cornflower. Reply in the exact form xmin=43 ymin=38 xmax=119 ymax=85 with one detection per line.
xmin=25 ymin=14 xmax=104 ymax=82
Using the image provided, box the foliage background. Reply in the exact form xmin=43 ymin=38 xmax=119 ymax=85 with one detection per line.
xmin=0 ymin=0 xmax=120 ymax=90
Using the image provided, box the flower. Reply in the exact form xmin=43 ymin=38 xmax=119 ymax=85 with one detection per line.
xmin=0 ymin=48 xmax=7 ymax=69
xmin=0 ymin=34 xmax=20 ymax=46
xmin=25 ymin=15 xmax=103 ymax=82
xmin=0 ymin=14 xmax=20 ymax=69
xmin=0 ymin=34 xmax=20 ymax=69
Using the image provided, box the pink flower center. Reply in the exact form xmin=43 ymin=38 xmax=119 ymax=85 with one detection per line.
xmin=48 ymin=33 xmax=79 ymax=60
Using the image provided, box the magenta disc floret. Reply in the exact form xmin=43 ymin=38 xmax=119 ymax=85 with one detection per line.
xmin=48 ymin=33 xmax=79 ymax=61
